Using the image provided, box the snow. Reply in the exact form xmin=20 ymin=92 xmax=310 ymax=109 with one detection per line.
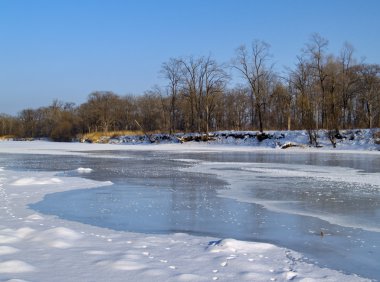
xmin=76 ymin=167 xmax=93 ymax=173
xmin=11 ymin=177 xmax=62 ymax=186
xmin=0 ymin=141 xmax=376 ymax=281
xmin=0 ymin=129 xmax=379 ymax=156
xmin=103 ymin=128 xmax=380 ymax=151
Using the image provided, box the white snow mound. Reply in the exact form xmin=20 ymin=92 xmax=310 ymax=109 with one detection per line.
xmin=11 ymin=177 xmax=62 ymax=186
xmin=76 ymin=167 xmax=93 ymax=173
xmin=0 ymin=260 xmax=36 ymax=273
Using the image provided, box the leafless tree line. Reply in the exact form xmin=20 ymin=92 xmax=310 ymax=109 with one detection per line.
xmin=1 ymin=34 xmax=379 ymax=141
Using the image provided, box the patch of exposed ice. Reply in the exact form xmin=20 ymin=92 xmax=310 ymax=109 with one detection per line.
xmin=186 ymin=161 xmax=380 ymax=232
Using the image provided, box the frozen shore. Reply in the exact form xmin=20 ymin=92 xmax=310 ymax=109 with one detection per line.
xmin=81 ymin=128 xmax=380 ymax=152
xmin=0 ymin=141 xmax=376 ymax=281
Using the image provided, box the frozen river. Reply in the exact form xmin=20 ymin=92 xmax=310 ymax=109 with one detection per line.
xmin=1 ymin=149 xmax=380 ymax=280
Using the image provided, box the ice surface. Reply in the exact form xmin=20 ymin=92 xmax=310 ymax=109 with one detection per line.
xmin=0 ymin=141 xmax=374 ymax=281
xmin=187 ymin=161 xmax=380 ymax=232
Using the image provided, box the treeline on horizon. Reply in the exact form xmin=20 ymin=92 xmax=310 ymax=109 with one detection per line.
xmin=1 ymin=34 xmax=379 ymax=142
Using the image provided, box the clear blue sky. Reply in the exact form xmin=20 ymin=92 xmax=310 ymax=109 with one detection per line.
xmin=1 ymin=0 xmax=379 ymax=115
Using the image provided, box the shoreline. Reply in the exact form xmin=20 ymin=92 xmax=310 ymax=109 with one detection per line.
xmin=0 ymin=139 xmax=380 ymax=156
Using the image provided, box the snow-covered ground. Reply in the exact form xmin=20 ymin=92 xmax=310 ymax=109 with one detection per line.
xmin=97 ymin=129 xmax=380 ymax=151
xmin=0 ymin=140 xmax=377 ymax=281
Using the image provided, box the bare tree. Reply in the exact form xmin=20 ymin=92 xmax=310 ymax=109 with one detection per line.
xmin=233 ymin=40 xmax=273 ymax=132
xmin=357 ymin=64 xmax=380 ymax=128
xmin=178 ymin=55 xmax=228 ymax=134
xmin=338 ymin=43 xmax=358 ymax=128
xmin=202 ymin=56 xmax=229 ymax=134
xmin=86 ymin=91 xmax=120 ymax=132
xmin=220 ymin=86 xmax=250 ymax=130
xmin=161 ymin=58 xmax=182 ymax=134
xmin=109 ymin=95 xmax=134 ymax=131
xmin=136 ymin=91 xmax=166 ymax=132
xmin=178 ymin=56 xmax=202 ymax=132
xmin=288 ymin=56 xmax=320 ymax=145
xmin=270 ymin=82 xmax=292 ymax=130
xmin=305 ymin=33 xmax=329 ymax=128
xmin=0 ymin=114 xmax=18 ymax=136
xmin=18 ymin=109 xmax=38 ymax=138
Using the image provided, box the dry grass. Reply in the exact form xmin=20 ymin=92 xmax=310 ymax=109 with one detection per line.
xmin=79 ymin=130 xmax=144 ymax=143
xmin=0 ymin=135 xmax=16 ymax=140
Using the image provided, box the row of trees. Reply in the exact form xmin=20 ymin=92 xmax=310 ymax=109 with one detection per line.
xmin=1 ymin=34 xmax=379 ymax=141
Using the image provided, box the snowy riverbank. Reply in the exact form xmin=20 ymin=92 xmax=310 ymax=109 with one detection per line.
xmin=82 ymin=129 xmax=380 ymax=152
xmin=0 ymin=141 xmax=377 ymax=281
xmin=2 ymin=129 xmax=380 ymax=152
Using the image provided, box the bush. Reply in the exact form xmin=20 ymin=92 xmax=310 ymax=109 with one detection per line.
xmin=50 ymin=121 xmax=73 ymax=142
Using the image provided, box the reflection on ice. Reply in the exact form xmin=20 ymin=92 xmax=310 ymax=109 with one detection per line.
xmin=189 ymin=162 xmax=380 ymax=233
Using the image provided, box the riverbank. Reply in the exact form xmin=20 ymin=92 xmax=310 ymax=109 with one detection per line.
xmin=87 ymin=129 xmax=380 ymax=150
xmin=5 ymin=128 xmax=379 ymax=151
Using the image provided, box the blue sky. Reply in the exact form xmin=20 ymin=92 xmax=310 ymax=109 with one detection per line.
xmin=1 ymin=0 xmax=379 ymax=115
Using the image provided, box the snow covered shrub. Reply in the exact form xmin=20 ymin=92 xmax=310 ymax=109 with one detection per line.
xmin=256 ymin=132 xmax=272 ymax=142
